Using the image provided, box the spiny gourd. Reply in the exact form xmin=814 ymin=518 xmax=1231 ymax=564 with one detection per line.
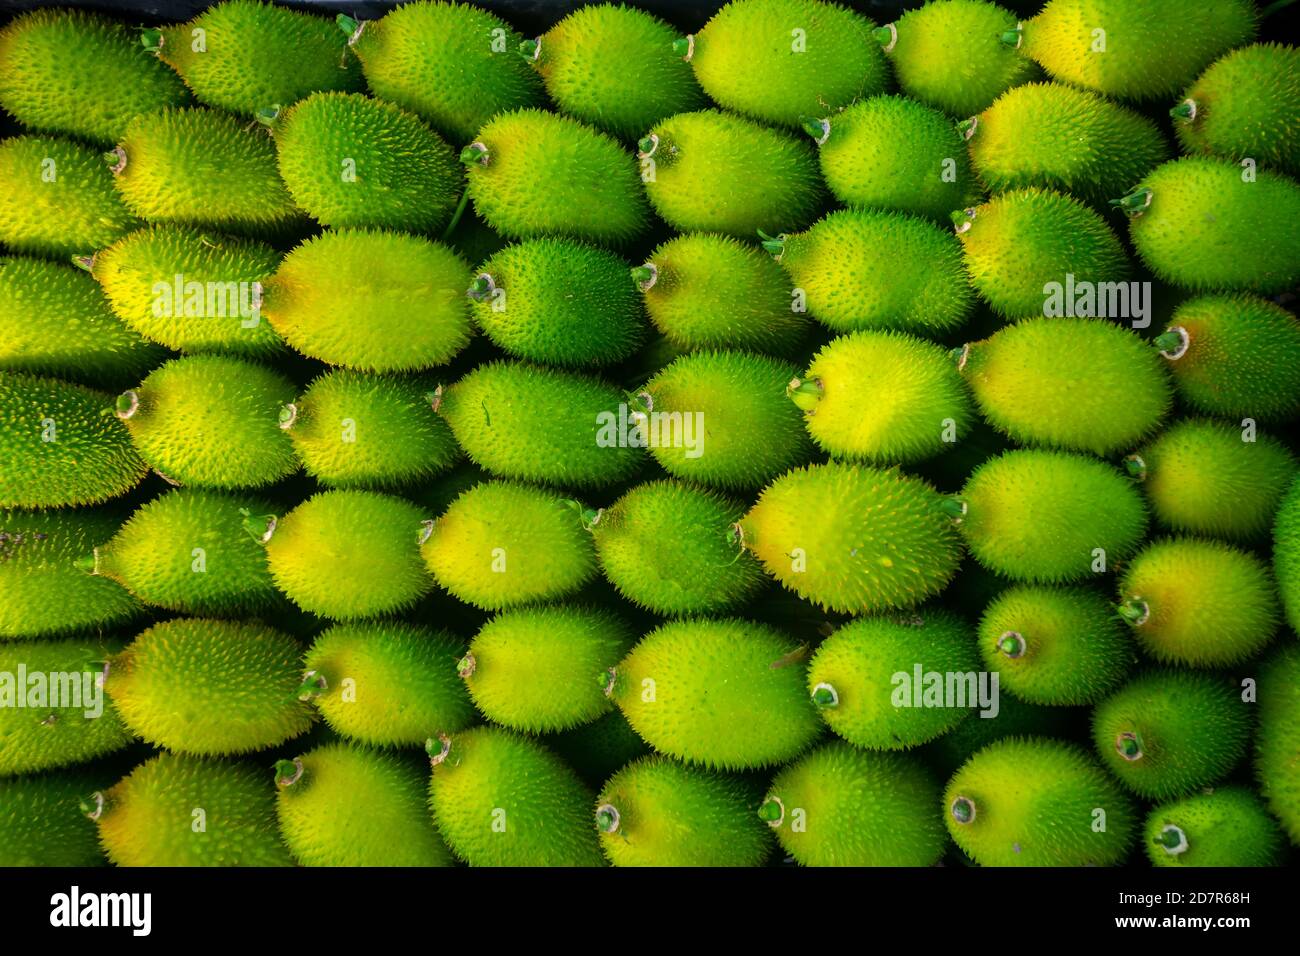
xmin=967 ymin=82 xmax=1170 ymax=211
xmin=596 ymin=756 xmax=772 ymax=867
xmin=768 ymin=209 xmax=973 ymax=335
xmin=0 ymin=372 xmax=147 ymax=509
xmin=427 ymin=726 xmax=604 ymax=867
xmin=434 ymin=361 xmax=644 ymax=488
xmin=611 ymin=617 xmax=823 ymax=770
xmin=1092 ymin=671 xmax=1252 ymax=799
xmin=93 ymin=753 xmax=293 ymax=866
xmin=462 ymin=109 xmax=648 ymax=244
xmin=115 ymin=354 xmax=298 ymax=488
xmin=109 ymin=108 xmax=301 ymax=234
xmin=274 ymin=743 xmax=453 ymax=867
xmin=262 ymin=230 xmax=471 ymax=372
xmin=460 ymin=605 xmax=634 ymax=732
xmin=738 ymin=462 xmax=963 ymax=613
xmin=1173 ymin=43 xmax=1300 ymax=176
xmin=683 ymin=0 xmax=888 ymax=129
xmin=959 ymin=318 xmax=1172 ymax=455
xmin=1278 ymin=477 xmax=1300 ymax=635
xmin=1116 ymin=157 xmax=1300 ymax=293
xmin=635 ymin=233 xmax=807 ymax=356
xmin=0 ymin=768 xmax=113 ymax=866
xmin=1144 ymin=787 xmax=1285 ymax=867
xmin=144 ymin=0 xmax=363 ymax=116
xmin=89 ymin=226 xmax=285 ymax=359
xmin=589 ymin=480 xmax=766 ymax=614
xmin=91 ymin=488 xmax=281 ymax=614
xmin=1127 ymin=418 xmax=1297 ymax=540
xmin=762 ymin=741 xmax=947 ymax=867
xmin=977 ymin=585 xmax=1133 ymax=705
xmin=944 ymin=737 xmax=1136 ymax=866
xmin=340 ymin=1 xmax=546 ymax=145
xmin=639 ymin=110 xmax=825 ymax=238
xmin=545 ymin=710 xmax=651 ymax=787
xmin=421 ymin=480 xmax=596 ymax=609
xmin=812 ymin=95 xmax=984 ymax=221
xmin=806 ymin=610 xmax=983 ymax=749
xmin=953 ymin=188 xmax=1131 ymax=320
xmin=795 ymin=330 xmax=974 ymax=464
xmin=1255 ymin=647 xmax=1300 ymax=845
xmin=639 ymin=350 xmax=812 ymax=489
xmin=1117 ymin=537 xmax=1280 ymax=667
xmin=524 ymin=4 xmax=706 ymax=140
xmin=468 ymin=238 xmax=646 ymax=366
xmin=282 ymin=370 xmax=461 ymax=490
xmin=302 ymin=622 xmax=475 ymax=747
xmin=268 ymin=92 xmax=463 ymax=233
xmin=261 ymin=490 xmax=432 ymax=620
xmin=105 ymin=618 xmax=313 ymax=756
xmin=0 ymin=135 xmax=139 ymax=259
xmin=0 ymin=8 xmax=190 ymax=144
xmin=956 ymin=450 xmax=1148 ymax=582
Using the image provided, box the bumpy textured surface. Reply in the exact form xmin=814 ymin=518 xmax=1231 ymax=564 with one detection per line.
xmin=0 ymin=768 xmax=112 ymax=866
xmin=1255 ymin=647 xmax=1300 ymax=845
xmin=1278 ymin=477 xmax=1300 ymax=636
xmin=1144 ymin=787 xmax=1284 ymax=867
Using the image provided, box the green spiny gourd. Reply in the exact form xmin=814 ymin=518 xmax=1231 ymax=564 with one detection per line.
xmin=0 ymin=635 xmax=131 ymax=776
xmin=1144 ymin=786 xmax=1285 ymax=867
xmin=109 ymin=108 xmax=302 ymax=233
xmin=340 ymin=1 xmax=546 ymax=145
xmin=94 ymin=753 xmax=293 ymax=866
xmin=0 ymin=135 xmax=139 ymax=259
xmin=302 ymin=622 xmax=475 ymax=747
xmin=106 ymin=618 xmax=313 ymax=756
xmin=611 ymin=617 xmax=824 ymax=769
xmin=877 ymin=0 xmax=1039 ymax=118
xmin=924 ymin=692 xmax=1075 ymax=779
xmin=463 ymin=109 xmax=648 ymax=243
xmin=1173 ymin=43 xmax=1300 ymax=176
xmin=0 ymin=256 xmax=164 ymax=388
xmin=115 ymin=354 xmax=298 ymax=489
xmin=635 ymin=233 xmax=807 ymax=356
xmin=978 ymin=585 xmax=1133 ymax=705
xmin=795 ymin=330 xmax=974 ymax=464
xmin=0 ymin=767 xmax=113 ymax=865
xmin=282 ymin=370 xmax=461 ymax=490
xmin=468 ymin=238 xmax=646 ymax=366
xmin=1017 ymin=0 xmax=1258 ymax=101
xmin=1116 ymin=157 xmax=1300 ymax=293
xmin=953 ymin=188 xmax=1131 ymax=320
xmin=769 ymin=209 xmax=973 ymax=335
xmin=1278 ymin=477 xmax=1300 ymax=635
xmin=269 ymin=92 xmax=462 ymax=232
xmin=261 ymin=490 xmax=432 ymax=620
xmin=957 ymin=450 xmax=1148 ymax=582
xmin=589 ymin=479 xmax=766 ymax=614
xmin=968 ymin=82 xmax=1170 ymax=211
xmin=145 ymin=0 xmax=363 ymax=116
xmin=639 ymin=350 xmax=812 ymax=490
xmin=812 ymin=95 xmax=984 ymax=221
xmin=1127 ymin=418 xmax=1297 ymax=540
xmin=806 ymin=610 xmax=982 ymax=749
xmin=944 ymin=737 xmax=1136 ymax=866
xmin=421 ymin=480 xmax=597 ymax=610
xmin=683 ymin=0 xmax=888 ymax=129
xmin=262 ymin=230 xmax=471 ymax=371
xmin=959 ymin=318 xmax=1171 ymax=455
xmin=1117 ymin=537 xmax=1280 ymax=667
xmin=762 ymin=741 xmax=947 ymax=867
xmin=526 ymin=4 xmax=706 ymax=140
xmin=739 ymin=462 xmax=963 ymax=612
xmin=89 ymin=226 xmax=285 ymax=359
xmin=639 ymin=110 xmax=825 ymax=238
xmin=0 ymin=373 xmax=147 ymax=509
xmin=545 ymin=710 xmax=652 ymax=787
xmin=0 ymin=8 xmax=190 ymax=144
xmin=428 ymin=726 xmax=604 ymax=866
xmin=596 ymin=756 xmax=772 ymax=867
xmin=274 ymin=743 xmax=453 ymax=867
xmin=1256 ymin=647 xmax=1300 ymax=844
xmin=461 ymin=605 xmax=634 ymax=732
xmin=434 ymin=361 xmax=644 ymax=488
xmin=1093 ymin=671 xmax=1252 ymax=799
